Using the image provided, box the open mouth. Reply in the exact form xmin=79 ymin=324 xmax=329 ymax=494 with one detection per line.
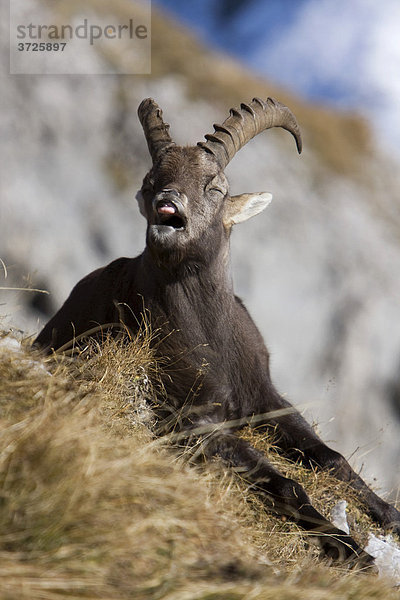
xmin=155 ymin=200 xmax=186 ymax=230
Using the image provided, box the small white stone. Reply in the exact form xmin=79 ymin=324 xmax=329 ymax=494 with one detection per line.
xmin=330 ymin=499 xmax=350 ymax=534
xmin=365 ymin=533 xmax=400 ymax=585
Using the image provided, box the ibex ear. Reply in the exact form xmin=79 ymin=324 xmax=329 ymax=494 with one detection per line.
xmin=223 ymin=192 xmax=272 ymax=227
xmin=135 ymin=190 xmax=147 ymax=218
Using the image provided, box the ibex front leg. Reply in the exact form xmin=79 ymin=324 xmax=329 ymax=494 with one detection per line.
xmin=263 ymin=392 xmax=400 ymax=536
xmin=196 ymin=427 xmax=373 ymax=566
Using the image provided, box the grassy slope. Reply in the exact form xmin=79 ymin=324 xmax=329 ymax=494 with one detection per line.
xmin=0 ymin=331 xmax=398 ymax=600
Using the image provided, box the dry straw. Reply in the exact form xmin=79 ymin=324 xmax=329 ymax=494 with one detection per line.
xmin=0 ymin=330 xmax=398 ymax=599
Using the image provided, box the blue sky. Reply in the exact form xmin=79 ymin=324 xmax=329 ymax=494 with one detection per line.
xmin=153 ymin=0 xmax=400 ymax=152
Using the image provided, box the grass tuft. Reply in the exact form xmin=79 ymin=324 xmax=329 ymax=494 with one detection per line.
xmin=0 ymin=330 xmax=398 ymax=599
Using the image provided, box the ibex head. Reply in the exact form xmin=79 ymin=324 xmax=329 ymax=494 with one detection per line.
xmin=136 ymin=97 xmax=302 ymax=264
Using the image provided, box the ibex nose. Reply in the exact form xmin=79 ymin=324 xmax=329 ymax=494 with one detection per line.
xmin=153 ymin=188 xmax=187 ymax=214
xmin=160 ymin=188 xmax=180 ymax=197
xmin=152 ymin=189 xmax=187 ymax=225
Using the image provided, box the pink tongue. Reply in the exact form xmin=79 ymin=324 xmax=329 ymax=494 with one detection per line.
xmin=158 ymin=204 xmax=176 ymax=215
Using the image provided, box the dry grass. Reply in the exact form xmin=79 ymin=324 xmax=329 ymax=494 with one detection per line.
xmin=0 ymin=329 xmax=399 ymax=599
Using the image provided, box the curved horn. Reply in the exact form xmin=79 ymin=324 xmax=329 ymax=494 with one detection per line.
xmin=138 ymin=98 xmax=175 ymax=163
xmin=198 ymin=97 xmax=302 ymax=168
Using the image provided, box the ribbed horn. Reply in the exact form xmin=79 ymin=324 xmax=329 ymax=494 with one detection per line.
xmin=198 ymin=97 xmax=302 ymax=168
xmin=138 ymin=98 xmax=175 ymax=163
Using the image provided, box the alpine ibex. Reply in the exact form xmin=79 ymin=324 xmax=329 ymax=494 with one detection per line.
xmin=35 ymin=97 xmax=400 ymax=565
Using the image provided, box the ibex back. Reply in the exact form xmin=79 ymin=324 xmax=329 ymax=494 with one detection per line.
xmin=35 ymin=97 xmax=400 ymax=565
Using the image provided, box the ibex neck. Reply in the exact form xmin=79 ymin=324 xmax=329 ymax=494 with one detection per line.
xmin=141 ymin=242 xmax=233 ymax=291
xmin=138 ymin=248 xmax=234 ymax=352
xmin=139 ymin=243 xmax=235 ymax=330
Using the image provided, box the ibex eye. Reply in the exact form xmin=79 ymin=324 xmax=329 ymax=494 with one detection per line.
xmin=207 ymin=186 xmax=224 ymax=197
xmin=143 ymin=182 xmax=154 ymax=196
xmin=143 ymin=175 xmax=154 ymax=190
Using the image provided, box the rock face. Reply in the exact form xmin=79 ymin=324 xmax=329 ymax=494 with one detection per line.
xmin=1 ymin=1 xmax=400 ymax=495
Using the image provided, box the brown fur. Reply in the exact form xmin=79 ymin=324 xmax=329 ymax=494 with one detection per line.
xmin=35 ymin=101 xmax=400 ymax=567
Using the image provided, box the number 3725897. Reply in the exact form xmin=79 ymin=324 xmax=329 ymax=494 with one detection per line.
xmin=18 ymin=42 xmax=67 ymax=51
